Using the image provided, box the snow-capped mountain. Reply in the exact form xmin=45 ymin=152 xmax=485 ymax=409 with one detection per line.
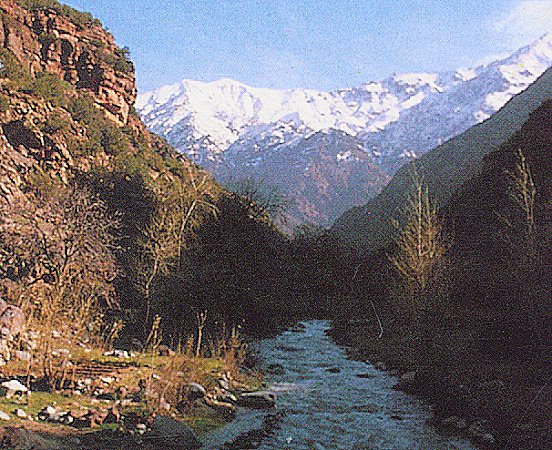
xmin=137 ymin=32 xmax=552 ymax=229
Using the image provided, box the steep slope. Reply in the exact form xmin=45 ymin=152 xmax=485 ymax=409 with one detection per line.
xmin=333 ymin=100 xmax=552 ymax=450
xmin=332 ymin=67 xmax=552 ymax=251
xmin=137 ymin=33 xmax=552 ymax=228
xmin=0 ymin=0 xmax=311 ymax=342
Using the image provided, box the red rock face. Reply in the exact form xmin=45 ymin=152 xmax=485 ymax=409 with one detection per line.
xmin=0 ymin=0 xmax=136 ymax=125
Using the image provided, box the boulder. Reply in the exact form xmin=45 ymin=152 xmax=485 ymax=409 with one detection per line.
xmin=237 ymin=391 xmax=276 ymax=409
xmin=0 ymin=304 xmax=26 ymax=339
xmin=184 ymin=382 xmax=206 ymax=402
xmin=204 ymin=398 xmax=237 ymax=421
xmin=0 ymin=410 xmax=11 ymax=421
xmin=1 ymin=379 xmax=29 ymax=399
xmin=149 ymin=416 xmax=202 ymax=449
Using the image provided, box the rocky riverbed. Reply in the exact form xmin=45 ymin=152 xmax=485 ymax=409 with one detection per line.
xmin=202 ymin=320 xmax=476 ymax=449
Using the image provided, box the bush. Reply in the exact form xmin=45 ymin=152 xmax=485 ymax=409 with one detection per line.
xmin=0 ymin=48 xmax=32 ymax=87
xmin=0 ymin=93 xmax=10 ymax=112
xmin=22 ymin=71 xmax=71 ymax=107
xmin=100 ymin=122 xmax=128 ymax=155
xmin=41 ymin=109 xmax=70 ymax=133
xmin=103 ymin=47 xmax=134 ymax=74
xmin=16 ymin=0 xmax=101 ymax=28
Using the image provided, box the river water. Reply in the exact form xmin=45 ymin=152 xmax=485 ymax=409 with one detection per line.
xmin=203 ymin=320 xmax=475 ymax=449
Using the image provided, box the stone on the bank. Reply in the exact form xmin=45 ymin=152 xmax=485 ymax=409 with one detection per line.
xmin=237 ymin=391 xmax=276 ymax=409
xmin=104 ymin=349 xmax=129 ymax=358
xmin=0 ymin=410 xmax=11 ymax=420
xmin=15 ymin=409 xmax=27 ymax=419
xmin=218 ymin=377 xmax=230 ymax=391
xmin=149 ymin=416 xmax=202 ymax=449
xmin=203 ymin=397 xmax=237 ymax=420
xmin=1 ymin=379 xmax=29 ymax=399
xmin=185 ymin=382 xmax=206 ymax=402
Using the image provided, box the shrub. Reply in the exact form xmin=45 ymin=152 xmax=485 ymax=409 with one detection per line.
xmin=41 ymin=109 xmax=70 ymax=133
xmin=0 ymin=48 xmax=32 ymax=87
xmin=103 ymin=47 xmax=134 ymax=74
xmin=0 ymin=93 xmax=10 ymax=112
xmin=16 ymin=0 xmax=101 ymax=28
xmin=22 ymin=71 xmax=71 ymax=107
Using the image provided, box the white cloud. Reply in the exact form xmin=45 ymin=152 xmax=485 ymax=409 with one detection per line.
xmin=492 ymin=1 xmax=552 ymax=43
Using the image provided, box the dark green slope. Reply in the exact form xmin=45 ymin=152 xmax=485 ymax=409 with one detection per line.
xmin=332 ymin=67 xmax=552 ymax=252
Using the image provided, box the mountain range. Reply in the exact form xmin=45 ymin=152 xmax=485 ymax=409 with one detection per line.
xmin=137 ymin=32 xmax=552 ymax=229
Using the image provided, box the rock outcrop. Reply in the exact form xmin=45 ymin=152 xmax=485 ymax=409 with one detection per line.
xmin=0 ymin=0 xmax=135 ymax=125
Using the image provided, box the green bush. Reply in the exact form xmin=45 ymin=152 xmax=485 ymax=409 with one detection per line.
xmin=68 ymin=95 xmax=99 ymax=124
xmin=100 ymin=122 xmax=128 ymax=155
xmin=23 ymin=71 xmax=71 ymax=107
xmin=16 ymin=0 xmax=101 ymax=28
xmin=68 ymin=94 xmax=129 ymax=156
xmin=41 ymin=110 xmax=70 ymax=133
xmin=0 ymin=48 xmax=32 ymax=87
xmin=0 ymin=93 xmax=10 ymax=113
xmin=103 ymin=47 xmax=134 ymax=74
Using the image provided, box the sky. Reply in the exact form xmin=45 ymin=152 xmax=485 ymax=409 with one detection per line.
xmin=61 ymin=1 xmax=552 ymax=93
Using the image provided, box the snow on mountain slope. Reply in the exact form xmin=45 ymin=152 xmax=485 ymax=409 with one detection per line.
xmin=137 ymin=32 xmax=552 ymax=229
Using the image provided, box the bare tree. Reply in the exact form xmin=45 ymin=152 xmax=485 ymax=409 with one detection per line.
xmin=137 ymin=168 xmax=218 ymax=329
xmin=388 ymin=172 xmax=446 ymax=364
xmin=0 ymin=184 xmax=118 ymax=384
xmin=507 ymin=148 xmax=537 ymax=263
xmin=389 ymin=173 xmax=445 ymax=296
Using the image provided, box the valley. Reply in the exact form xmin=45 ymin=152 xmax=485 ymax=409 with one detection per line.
xmin=0 ymin=1 xmax=550 ymax=449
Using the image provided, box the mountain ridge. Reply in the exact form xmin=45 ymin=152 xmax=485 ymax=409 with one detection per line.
xmin=137 ymin=32 xmax=552 ymax=228
xmin=332 ymin=66 xmax=552 ymax=250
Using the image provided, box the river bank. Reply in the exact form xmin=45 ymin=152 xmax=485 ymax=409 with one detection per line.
xmin=0 ymin=347 xmax=264 ymax=449
xmin=331 ymin=320 xmax=551 ymax=450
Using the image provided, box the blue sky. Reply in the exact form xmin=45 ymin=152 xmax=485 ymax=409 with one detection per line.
xmin=62 ymin=1 xmax=552 ymax=92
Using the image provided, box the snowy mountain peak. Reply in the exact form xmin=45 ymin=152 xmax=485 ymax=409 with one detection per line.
xmin=137 ymin=33 xmax=552 ymax=228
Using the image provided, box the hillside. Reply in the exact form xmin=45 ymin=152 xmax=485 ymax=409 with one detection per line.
xmin=0 ymin=0 xmax=331 ymax=349
xmin=332 ymin=99 xmax=552 ymax=449
xmin=137 ymin=33 xmax=552 ymax=228
xmin=332 ymin=66 xmax=552 ymax=251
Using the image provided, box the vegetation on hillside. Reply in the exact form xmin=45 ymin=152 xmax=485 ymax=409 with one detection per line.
xmin=333 ymin=100 xmax=552 ymax=449
xmin=15 ymin=0 xmax=101 ymax=28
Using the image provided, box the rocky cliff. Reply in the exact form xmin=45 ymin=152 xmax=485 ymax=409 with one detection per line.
xmin=0 ymin=0 xmax=199 ymax=210
xmin=1 ymin=0 xmax=135 ymax=125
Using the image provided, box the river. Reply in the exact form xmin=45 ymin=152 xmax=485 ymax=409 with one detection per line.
xmin=203 ymin=320 xmax=475 ymax=449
